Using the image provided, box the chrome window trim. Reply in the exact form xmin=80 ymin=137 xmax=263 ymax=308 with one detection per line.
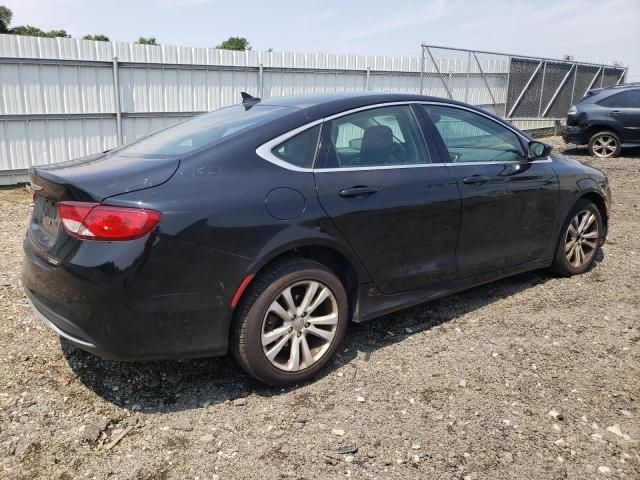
xmin=255 ymin=118 xmax=324 ymax=173
xmin=255 ymin=100 xmax=549 ymax=172
xmin=316 ymin=163 xmax=443 ymax=173
xmin=444 ymin=158 xmax=552 ymax=166
xmin=315 ymin=158 xmax=552 ymax=172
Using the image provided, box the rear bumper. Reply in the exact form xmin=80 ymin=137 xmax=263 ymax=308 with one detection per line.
xmin=22 ymin=233 xmax=253 ymax=361
xmin=561 ymin=125 xmax=589 ymax=145
xmin=26 ymin=290 xmax=100 ymax=352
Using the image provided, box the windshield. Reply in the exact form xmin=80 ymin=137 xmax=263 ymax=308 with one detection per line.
xmin=118 ymin=105 xmax=294 ymax=157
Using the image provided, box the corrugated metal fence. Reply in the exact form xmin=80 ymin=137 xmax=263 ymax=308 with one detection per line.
xmin=0 ymin=35 xmax=428 ymax=183
xmin=0 ymin=35 xmax=628 ymax=184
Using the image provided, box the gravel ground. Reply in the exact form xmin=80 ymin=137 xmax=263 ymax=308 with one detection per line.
xmin=1 ymin=139 xmax=639 ymax=480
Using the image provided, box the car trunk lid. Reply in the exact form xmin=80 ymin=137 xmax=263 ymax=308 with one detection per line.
xmin=28 ymin=152 xmax=179 ymax=251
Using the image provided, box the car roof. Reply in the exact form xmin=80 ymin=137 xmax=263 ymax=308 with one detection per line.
xmin=258 ymin=92 xmax=483 ymax=122
xmin=586 ymin=83 xmax=640 ymax=97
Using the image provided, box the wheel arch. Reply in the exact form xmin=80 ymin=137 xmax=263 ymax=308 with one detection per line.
xmin=233 ymin=239 xmax=370 ymax=323
xmin=579 ymin=190 xmax=608 ymax=233
xmin=553 ymin=186 xmax=608 ymax=257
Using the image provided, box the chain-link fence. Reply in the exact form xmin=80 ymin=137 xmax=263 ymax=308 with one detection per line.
xmin=420 ymin=44 xmax=628 ymax=124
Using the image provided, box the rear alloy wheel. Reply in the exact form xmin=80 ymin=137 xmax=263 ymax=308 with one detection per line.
xmin=262 ymin=280 xmax=339 ymax=372
xmin=232 ymin=258 xmax=348 ymax=386
xmin=588 ymin=131 xmax=621 ymax=158
xmin=551 ymin=199 xmax=602 ymax=276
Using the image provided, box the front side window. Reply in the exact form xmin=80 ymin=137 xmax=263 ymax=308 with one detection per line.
xmin=119 ymin=105 xmax=294 ymax=158
xmin=423 ymin=105 xmax=526 ymax=163
xmin=272 ymin=125 xmax=321 ymax=169
xmin=324 ymin=106 xmax=429 ymax=168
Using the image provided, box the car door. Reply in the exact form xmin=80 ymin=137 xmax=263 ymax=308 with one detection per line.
xmin=421 ymin=104 xmax=560 ymax=278
xmin=606 ymin=89 xmax=640 ymax=142
xmin=314 ymin=104 xmax=461 ymax=294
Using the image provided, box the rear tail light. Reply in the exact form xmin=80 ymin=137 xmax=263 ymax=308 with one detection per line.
xmin=58 ymin=201 xmax=162 ymax=241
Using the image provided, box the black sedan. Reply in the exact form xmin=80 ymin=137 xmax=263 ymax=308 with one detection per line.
xmin=23 ymin=93 xmax=610 ymax=386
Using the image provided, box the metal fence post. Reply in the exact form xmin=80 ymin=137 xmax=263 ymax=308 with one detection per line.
xmin=419 ymin=46 xmax=425 ymax=94
xmin=537 ymin=61 xmax=547 ymax=117
xmin=258 ymin=63 xmax=264 ymax=98
xmin=112 ymin=56 xmax=123 ymax=146
xmin=465 ymin=51 xmax=470 ymax=102
xmin=570 ymin=63 xmax=578 ymax=105
xmin=504 ymin=56 xmax=512 ymax=118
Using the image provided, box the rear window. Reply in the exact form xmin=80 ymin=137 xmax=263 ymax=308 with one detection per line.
xmin=118 ymin=105 xmax=293 ymax=157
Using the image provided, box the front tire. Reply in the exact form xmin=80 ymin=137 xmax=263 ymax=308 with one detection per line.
xmin=231 ymin=258 xmax=348 ymax=386
xmin=551 ymin=199 xmax=602 ymax=276
xmin=588 ymin=131 xmax=621 ymax=158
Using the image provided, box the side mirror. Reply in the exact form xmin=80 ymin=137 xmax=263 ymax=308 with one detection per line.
xmin=527 ymin=141 xmax=552 ymax=160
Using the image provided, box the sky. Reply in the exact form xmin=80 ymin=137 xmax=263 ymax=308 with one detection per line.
xmin=4 ymin=0 xmax=640 ymax=80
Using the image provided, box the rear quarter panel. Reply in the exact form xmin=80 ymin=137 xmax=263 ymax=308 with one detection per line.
xmin=104 ymin=136 xmax=370 ymax=295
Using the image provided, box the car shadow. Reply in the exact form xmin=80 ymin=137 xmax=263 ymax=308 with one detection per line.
xmin=62 ymin=257 xmax=604 ymax=414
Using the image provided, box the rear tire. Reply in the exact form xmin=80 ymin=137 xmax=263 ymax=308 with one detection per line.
xmin=231 ymin=257 xmax=348 ymax=386
xmin=588 ymin=131 xmax=621 ymax=158
xmin=551 ymin=199 xmax=602 ymax=277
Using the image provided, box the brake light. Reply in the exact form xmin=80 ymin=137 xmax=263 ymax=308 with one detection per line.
xmin=58 ymin=201 xmax=162 ymax=241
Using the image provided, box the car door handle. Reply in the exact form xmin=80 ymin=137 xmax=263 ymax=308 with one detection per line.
xmin=610 ymin=110 xmax=621 ymax=115
xmin=339 ymin=186 xmax=379 ymax=198
xmin=462 ymin=175 xmax=491 ymax=185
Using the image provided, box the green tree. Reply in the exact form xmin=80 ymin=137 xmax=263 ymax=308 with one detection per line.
xmin=83 ymin=34 xmax=109 ymax=41
xmin=216 ymin=36 xmax=251 ymax=51
xmin=11 ymin=25 xmax=69 ymax=37
xmin=0 ymin=5 xmax=69 ymax=38
xmin=0 ymin=5 xmax=12 ymax=33
xmin=137 ymin=37 xmax=157 ymax=45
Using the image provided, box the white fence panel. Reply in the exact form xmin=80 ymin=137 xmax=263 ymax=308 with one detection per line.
xmin=1 ymin=35 xmax=608 ymax=184
xmin=0 ymin=34 xmax=433 ymax=183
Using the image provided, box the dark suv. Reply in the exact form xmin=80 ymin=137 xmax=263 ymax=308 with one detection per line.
xmin=562 ymin=84 xmax=640 ymax=157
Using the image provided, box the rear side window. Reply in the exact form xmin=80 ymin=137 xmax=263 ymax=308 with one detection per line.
xmin=625 ymin=89 xmax=640 ymax=108
xmin=324 ymin=106 xmax=429 ymax=168
xmin=272 ymin=125 xmax=321 ymax=169
xmin=598 ymin=91 xmax=631 ymax=108
xmin=118 ymin=105 xmax=293 ymax=157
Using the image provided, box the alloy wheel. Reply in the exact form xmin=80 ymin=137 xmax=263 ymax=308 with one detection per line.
xmin=591 ymin=135 xmax=618 ymax=158
xmin=261 ymin=280 xmax=338 ymax=372
xmin=565 ymin=209 xmax=599 ymax=268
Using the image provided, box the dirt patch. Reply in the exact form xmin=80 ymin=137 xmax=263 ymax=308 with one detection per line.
xmin=0 ymin=185 xmax=31 ymax=205
xmin=0 ymin=139 xmax=638 ymax=479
